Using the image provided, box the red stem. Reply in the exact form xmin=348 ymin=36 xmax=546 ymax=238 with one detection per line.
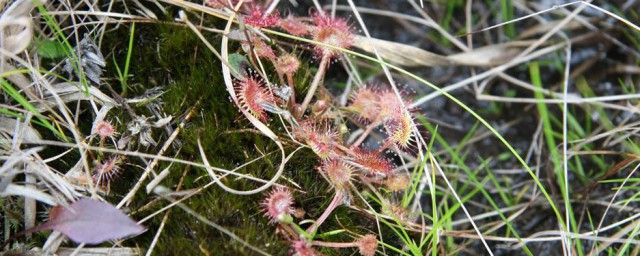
xmin=305 ymin=189 xmax=344 ymax=235
xmin=350 ymin=123 xmax=377 ymax=148
xmin=311 ymin=240 xmax=356 ymax=248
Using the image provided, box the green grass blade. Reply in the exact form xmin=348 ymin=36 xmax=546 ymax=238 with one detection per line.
xmin=530 ymin=62 xmax=581 ymax=255
xmin=0 ymin=78 xmax=66 ymax=140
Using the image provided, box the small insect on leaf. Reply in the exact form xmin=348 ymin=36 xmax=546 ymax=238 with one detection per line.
xmin=43 ymin=198 xmax=145 ymax=244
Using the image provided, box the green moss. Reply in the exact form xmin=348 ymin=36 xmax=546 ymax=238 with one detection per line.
xmin=93 ymin=15 xmax=404 ymax=253
xmin=97 ymin=22 xmax=271 ymax=253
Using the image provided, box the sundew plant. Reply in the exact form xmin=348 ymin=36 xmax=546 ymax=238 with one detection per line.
xmin=1 ymin=0 xmax=640 ymax=255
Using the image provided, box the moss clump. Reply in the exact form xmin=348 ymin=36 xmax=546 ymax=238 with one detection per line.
xmin=99 ymin=21 xmax=364 ymax=254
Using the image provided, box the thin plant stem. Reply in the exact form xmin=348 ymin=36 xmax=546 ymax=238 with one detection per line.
xmin=281 ymin=223 xmax=300 ymax=238
xmin=312 ymin=240 xmax=356 ymax=248
xmin=306 ymin=189 xmax=344 ymax=235
xmin=351 ymin=123 xmax=377 ymax=148
xmin=287 ymin=72 xmax=296 ymax=106
xmin=300 ymin=56 xmax=329 ymax=112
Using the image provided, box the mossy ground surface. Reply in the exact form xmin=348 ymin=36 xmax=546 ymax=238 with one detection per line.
xmin=92 ymin=19 xmax=395 ymax=255
xmin=5 ymin=1 xmax=637 ymax=255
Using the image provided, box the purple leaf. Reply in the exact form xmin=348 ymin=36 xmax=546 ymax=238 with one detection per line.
xmin=44 ymin=198 xmax=145 ymax=244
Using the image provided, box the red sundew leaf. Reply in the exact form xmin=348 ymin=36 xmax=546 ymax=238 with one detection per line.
xmin=43 ymin=198 xmax=145 ymax=244
xmin=243 ymin=7 xmax=279 ymax=28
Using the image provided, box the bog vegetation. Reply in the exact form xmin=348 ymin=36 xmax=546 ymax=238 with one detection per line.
xmin=1 ymin=0 xmax=640 ymax=255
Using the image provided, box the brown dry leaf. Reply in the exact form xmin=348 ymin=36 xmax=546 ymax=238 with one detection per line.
xmin=446 ymin=41 xmax=532 ymax=67
xmin=607 ymin=64 xmax=640 ymax=74
xmin=36 ymin=82 xmax=118 ymax=111
xmin=0 ymin=116 xmax=41 ymax=143
xmin=0 ymin=0 xmax=42 ymax=54
xmin=353 ymin=35 xmax=532 ymax=67
xmin=352 ymin=35 xmax=452 ymax=67
xmin=518 ymin=19 xmax=586 ymax=39
xmin=0 ymin=60 xmax=36 ymax=99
